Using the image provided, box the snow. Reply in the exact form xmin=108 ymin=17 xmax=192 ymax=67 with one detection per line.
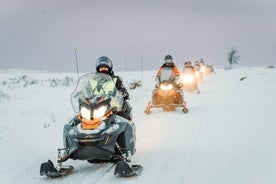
xmin=0 ymin=67 xmax=275 ymax=184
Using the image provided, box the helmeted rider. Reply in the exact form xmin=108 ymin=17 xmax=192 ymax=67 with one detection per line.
xmin=95 ymin=56 xmax=131 ymax=119
xmin=198 ymin=58 xmax=207 ymax=73
xmin=183 ymin=61 xmax=196 ymax=72
xmin=155 ymin=55 xmax=180 ymax=84
xmin=182 ymin=61 xmax=200 ymax=93
xmin=151 ymin=55 xmax=185 ymax=107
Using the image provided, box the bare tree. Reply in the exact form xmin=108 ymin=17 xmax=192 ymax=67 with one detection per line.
xmin=227 ymin=48 xmax=240 ymax=68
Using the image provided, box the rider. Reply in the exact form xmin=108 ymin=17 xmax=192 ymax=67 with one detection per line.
xmin=151 ymin=55 xmax=186 ymax=109
xmin=183 ymin=61 xmax=200 ymax=92
xmin=95 ymin=56 xmax=131 ymax=119
xmin=198 ymin=58 xmax=207 ymax=73
xmin=155 ymin=55 xmax=180 ymax=84
xmin=199 ymin=58 xmax=205 ymax=64
xmin=182 ymin=61 xmax=196 ymax=72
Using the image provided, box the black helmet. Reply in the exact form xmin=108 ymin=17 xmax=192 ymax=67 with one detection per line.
xmin=96 ymin=56 xmax=113 ymax=75
xmin=164 ymin=55 xmax=173 ymax=63
xmin=184 ymin=61 xmax=192 ymax=66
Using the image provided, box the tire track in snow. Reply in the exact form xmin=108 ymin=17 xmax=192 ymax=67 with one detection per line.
xmin=181 ymin=95 xmax=209 ymax=180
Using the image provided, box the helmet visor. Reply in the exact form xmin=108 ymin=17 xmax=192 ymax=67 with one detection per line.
xmin=99 ymin=67 xmax=109 ymax=74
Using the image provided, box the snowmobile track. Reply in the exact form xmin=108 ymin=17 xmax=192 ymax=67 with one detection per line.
xmin=181 ymin=105 xmax=207 ymax=179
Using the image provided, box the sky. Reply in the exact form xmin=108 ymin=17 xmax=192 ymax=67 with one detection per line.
xmin=0 ymin=0 xmax=276 ymax=72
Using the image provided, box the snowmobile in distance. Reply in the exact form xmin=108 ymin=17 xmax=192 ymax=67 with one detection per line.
xmin=197 ymin=59 xmax=209 ymax=76
xmin=145 ymin=67 xmax=189 ymax=114
xmin=180 ymin=62 xmax=200 ymax=93
xmin=194 ymin=62 xmax=204 ymax=83
xmin=40 ymin=73 xmax=142 ymax=178
xmin=196 ymin=59 xmax=215 ymax=76
xmin=205 ymin=64 xmax=216 ymax=75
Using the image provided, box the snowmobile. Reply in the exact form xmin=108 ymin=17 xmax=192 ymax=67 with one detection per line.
xmin=40 ymin=73 xmax=142 ymax=178
xmin=198 ymin=61 xmax=209 ymax=76
xmin=180 ymin=67 xmax=200 ymax=93
xmin=144 ymin=67 xmax=188 ymax=114
xmin=205 ymin=64 xmax=215 ymax=75
xmin=194 ymin=63 xmax=204 ymax=82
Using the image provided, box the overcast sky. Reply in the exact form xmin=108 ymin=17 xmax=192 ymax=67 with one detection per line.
xmin=1 ymin=0 xmax=276 ymax=72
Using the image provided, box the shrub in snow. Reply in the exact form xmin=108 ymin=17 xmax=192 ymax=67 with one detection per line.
xmin=50 ymin=79 xmax=58 ymax=87
xmin=0 ymin=75 xmax=76 ymax=88
xmin=63 ymin=76 xmax=74 ymax=87
xmin=0 ymin=90 xmax=10 ymax=103
xmin=265 ymin=65 xmax=274 ymax=69
xmin=49 ymin=77 xmax=75 ymax=87
xmin=130 ymin=80 xmax=142 ymax=90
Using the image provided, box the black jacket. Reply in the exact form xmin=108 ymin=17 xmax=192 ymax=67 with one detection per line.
xmin=103 ymin=71 xmax=129 ymax=100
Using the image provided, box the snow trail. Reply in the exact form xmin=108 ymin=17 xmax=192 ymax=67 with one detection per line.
xmin=0 ymin=68 xmax=275 ymax=184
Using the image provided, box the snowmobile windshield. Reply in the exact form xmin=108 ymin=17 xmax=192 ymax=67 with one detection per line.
xmin=160 ymin=67 xmax=174 ymax=82
xmin=182 ymin=67 xmax=193 ymax=73
xmin=70 ymin=73 xmax=124 ymax=113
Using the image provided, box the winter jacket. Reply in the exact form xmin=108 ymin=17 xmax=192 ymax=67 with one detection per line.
xmin=156 ymin=63 xmax=180 ymax=82
xmin=99 ymin=71 xmax=129 ymax=100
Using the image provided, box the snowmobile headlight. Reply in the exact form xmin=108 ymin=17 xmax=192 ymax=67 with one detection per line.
xmin=182 ymin=75 xmax=194 ymax=83
xmin=160 ymin=84 xmax=173 ymax=91
xmin=93 ymin=105 xmax=107 ymax=119
xmin=80 ymin=106 xmax=91 ymax=120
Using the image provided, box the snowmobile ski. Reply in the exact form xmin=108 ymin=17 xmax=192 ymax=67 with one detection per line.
xmin=183 ymin=107 xmax=189 ymax=113
xmin=114 ymin=160 xmax=143 ymax=177
xmin=40 ymin=160 xmax=74 ymax=178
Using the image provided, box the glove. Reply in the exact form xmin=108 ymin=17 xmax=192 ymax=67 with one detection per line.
xmin=155 ymin=76 xmax=160 ymax=87
xmin=155 ymin=76 xmax=160 ymax=82
xmin=122 ymin=91 xmax=129 ymax=100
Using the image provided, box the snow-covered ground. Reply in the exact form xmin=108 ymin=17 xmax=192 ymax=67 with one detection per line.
xmin=0 ymin=67 xmax=275 ymax=184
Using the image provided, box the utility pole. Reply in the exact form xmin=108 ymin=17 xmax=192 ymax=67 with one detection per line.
xmin=74 ymin=48 xmax=79 ymax=79
xmin=141 ymin=54 xmax=144 ymax=82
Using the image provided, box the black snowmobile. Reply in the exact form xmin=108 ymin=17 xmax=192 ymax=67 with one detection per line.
xmin=145 ymin=67 xmax=189 ymax=114
xmin=40 ymin=73 xmax=142 ymax=178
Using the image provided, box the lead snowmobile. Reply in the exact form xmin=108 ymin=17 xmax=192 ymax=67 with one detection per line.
xmin=145 ymin=67 xmax=189 ymax=114
xmin=40 ymin=73 xmax=142 ymax=178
